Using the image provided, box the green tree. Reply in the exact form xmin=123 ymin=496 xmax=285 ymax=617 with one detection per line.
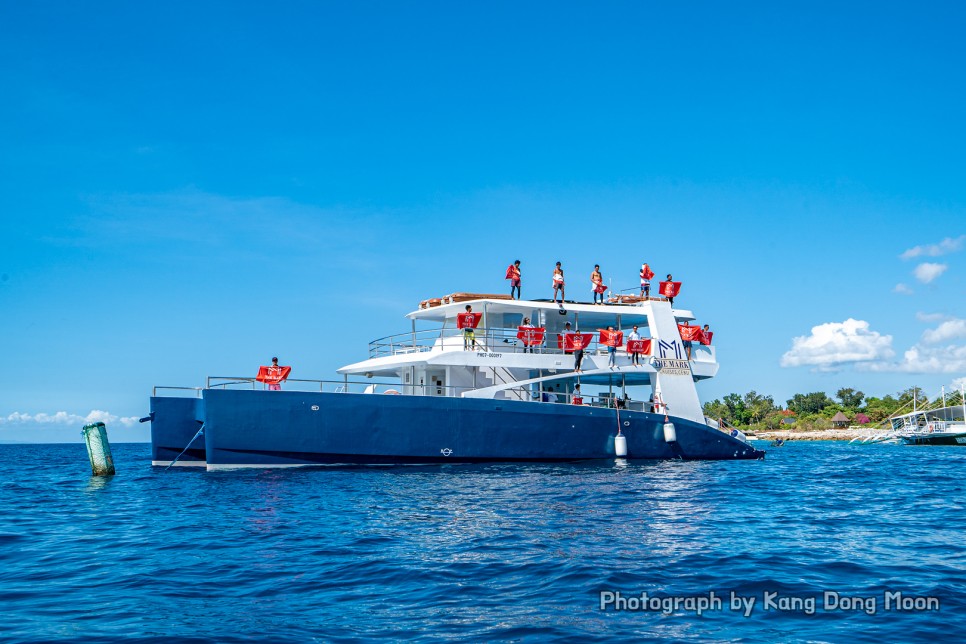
xmin=836 ymin=387 xmax=865 ymax=410
xmin=897 ymin=387 xmax=930 ymax=408
xmin=723 ymin=393 xmax=751 ymax=426
xmin=864 ymin=395 xmax=901 ymax=422
xmin=787 ymin=391 xmax=833 ymax=415
xmin=743 ymin=390 xmax=776 ymax=424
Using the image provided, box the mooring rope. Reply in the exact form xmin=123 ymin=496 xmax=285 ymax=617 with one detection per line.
xmin=164 ymin=424 xmax=205 ymax=472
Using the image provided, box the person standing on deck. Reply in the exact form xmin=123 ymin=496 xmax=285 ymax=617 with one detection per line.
xmin=267 ymin=357 xmax=286 ymax=390
xmin=462 ymin=305 xmax=476 ymax=350
xmin=591 ymin=264 xmax=605 ymax=304
xmin=552 ymin=262 xmax=565 ymax=302
xmin=627 ymin=325 xmax=642 ymax=366
xmin=664 ymin=273 xmax=675 ymax=307
xmin=681 ymin=319 xmax=694 ymax=360
xmin=640 ymin=263 xmax=654 ymax=298
xmin=506 ymin=260 xmax=522 ymax=299
xmin=573 ymin=328 xmax=585 ymax=373
xmin=520 ymin=317 xmax=535 ymax=353
xmin=604 ymin=325 xmax=619 ymax=369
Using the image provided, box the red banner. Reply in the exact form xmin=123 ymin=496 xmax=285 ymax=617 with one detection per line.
xmin=562 ymin=333 xmax=593 ymax=351
xmin=598 ymin=329 xmax=624 ymax=347
xmin=457 ymin=312 xmax=482 ymax=329
xmin=572 ymin=395 xmax=583 ymax=406
xmin=505 ymin=264 xmax=520 ymax=280
xmin=660 ymin=281 xmax=682 ymax=297
xmin=256 ymin=365 xmax=291 ymax=384
xmin=516 ymin=326 xmax=546 ymax=346
xmin=678 ymin=324 xmax=703 ymax=341
xmin=700 ymin=331 xmax=714 ymax=345
xmin=626 ymin=339 xmax=652 ymax=354
xmin=641 ymin=265 xmax=655 ymax=280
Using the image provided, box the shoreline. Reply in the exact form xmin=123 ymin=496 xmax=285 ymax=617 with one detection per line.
xmin=749 ymin=428 xmax=889 ymax=442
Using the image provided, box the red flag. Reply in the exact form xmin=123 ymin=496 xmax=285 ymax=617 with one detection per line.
xmin=256 ymin=365 xmax=291 ymax=384
xmin=660 ymin=281 xmax=682 ymax=298
xmin=563 ymin=333 xmax=593 ymax=351
xmin=626 ymin=339 xmax=652 ymax=354
xmin=598 ymin=329 xmax=624 ymax=347
xmin=572 ymin=395 xmax=583 ymax=406
xmin=699 ymin=331 xmax=714 ymax=345
xmin=457 ymin=312 xmax=482 ymax=329
xmin=641 ymin=265 xmax=655 ymax=280
xmin=592 ymin=282 xmax=606 ymax=294
xmin=678 ymin=324 xmax=703 ymax=341
xmin=505 ymin=264 xmax=520 ymax=280
xmin=516 ymin=326 xmax=546 ymax=346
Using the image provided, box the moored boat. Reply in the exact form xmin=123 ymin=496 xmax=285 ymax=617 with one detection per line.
xmin=148 ymin=291 xmax=765 ymax=468
xmin=891 ymin=390 xmax=966 ymax=446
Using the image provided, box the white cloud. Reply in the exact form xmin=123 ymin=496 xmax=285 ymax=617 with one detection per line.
xmin=0 ymin=410 xmax=139 ymax=428
xmin=862 ymin=344 xmax=966 ymax=374
xmin=952 ymin=377 xmax=966 ymax=390
xmin=916 ymin=312 xmax=947 ymax=322
xmin=781 ymin=319 xmax=895 ymax=371
xmin=894 ymin=283 xmax=914 ymax=295
xmin=913 ymin=262 xmax=948 ymax=283
xmin=900 ymin=235 xmax=966 ymax=260
xmin=921 ymin=318 xmax=966 ymax=344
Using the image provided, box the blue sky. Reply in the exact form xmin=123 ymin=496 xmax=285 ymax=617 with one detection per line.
xmin=2 ymin=1 xmax=964 ymax=442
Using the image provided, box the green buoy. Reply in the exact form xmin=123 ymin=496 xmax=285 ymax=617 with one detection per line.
xmin=82 ymin=422 xmax=116 ymax=476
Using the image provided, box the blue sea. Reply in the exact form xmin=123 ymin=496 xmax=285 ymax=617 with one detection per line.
xmin=1 ymin=442 xmax=964 ymax=643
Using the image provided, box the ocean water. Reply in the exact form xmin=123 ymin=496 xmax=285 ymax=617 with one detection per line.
xmin=1 ymin=441 xmax=964 ymax=643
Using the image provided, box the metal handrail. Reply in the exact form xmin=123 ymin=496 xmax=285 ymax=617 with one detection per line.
xmin=368 ymin=325 xmax=636 ymax=359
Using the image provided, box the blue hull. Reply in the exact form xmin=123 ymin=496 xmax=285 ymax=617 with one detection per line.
xmin=200 ymin=390 xmax=764 ymax=467
xmin=149 ymin=396 xmax=206 ymax=465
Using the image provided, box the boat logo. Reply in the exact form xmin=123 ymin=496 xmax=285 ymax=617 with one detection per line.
xmin=440 ymin=448 xmax=453 ymax=456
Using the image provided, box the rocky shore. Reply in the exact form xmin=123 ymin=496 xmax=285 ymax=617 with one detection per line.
xmin=750 ymin=428 xmax=891 ymax=442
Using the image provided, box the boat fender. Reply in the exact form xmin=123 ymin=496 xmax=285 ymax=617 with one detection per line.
xmin=614 ymin=433 xmax=627 ymax=457
xmin=663 ymin=422 xmax=677 ymax=443
xmin=730 ymin=429 xmax=748 ymax=443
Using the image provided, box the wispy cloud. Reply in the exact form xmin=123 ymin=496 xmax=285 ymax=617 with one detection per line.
xmin=913 ymin=262 xmax=948 ymax=284
xmin=921 ymin=318 xmax=966 ymax=345
xmin=894 ymin=283 xmax=914 ymax=295
xmin=0 ymin=410 xmax=139 ymax=427
xmin=916 ymin=312 xmax=948 ymax=322
xmin=862 ymin=344 xmax=966 ymax=374
xmin=900 ymin=235 xmax=966 ymax=260
xmin=780 ymin=319 xmax=895 ymax=371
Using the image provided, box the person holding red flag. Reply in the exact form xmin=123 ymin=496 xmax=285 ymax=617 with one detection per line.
xmin=552 ymin=261 xmax=565 ymax=302
xmin=590 ymin=264 xmax=605 ymax=304
xmin=627 ymin=324 xmax=643 ymax=366
xmin=640 ymin=263 xmax=654 ymax=298
xmin=660 ymin=273 xmax=682 ymax=306
xmin=458 ymin=305 xmax=482 ymax=350
xmin=599 ymin=325 xmax=623 ymax=369
xmin=569 ymin=327 xmax=587 ymax=373
xmin=505 ymin=260 xmax=522 ymax=300
xmin=678 ymin=320 xmax=703 ymax=360
xmin=700 ymin=324 xmax=713 ymax=345
xmin=572 ymin=383 xmax=583 ymax=406
xmin=518 ymin=317 xmax=543 ymax=353
xmin=258 ymin=357 xmax=291 ymax=391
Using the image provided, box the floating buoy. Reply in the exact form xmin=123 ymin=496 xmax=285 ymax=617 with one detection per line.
xmin=614 ymin=433 xmax=627 ymax=457
xmin=82 ymin=422 xmax=115 ymax=476
xmin=663 ymin=422 xmax=677 ymax=443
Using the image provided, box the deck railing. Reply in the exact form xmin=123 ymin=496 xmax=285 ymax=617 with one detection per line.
xmin=152 ymin=377 xmax=641 ymax=409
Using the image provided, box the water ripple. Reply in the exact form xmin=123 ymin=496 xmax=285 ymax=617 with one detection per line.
xmin=0 ymin=442 xmax=963 ymax=642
